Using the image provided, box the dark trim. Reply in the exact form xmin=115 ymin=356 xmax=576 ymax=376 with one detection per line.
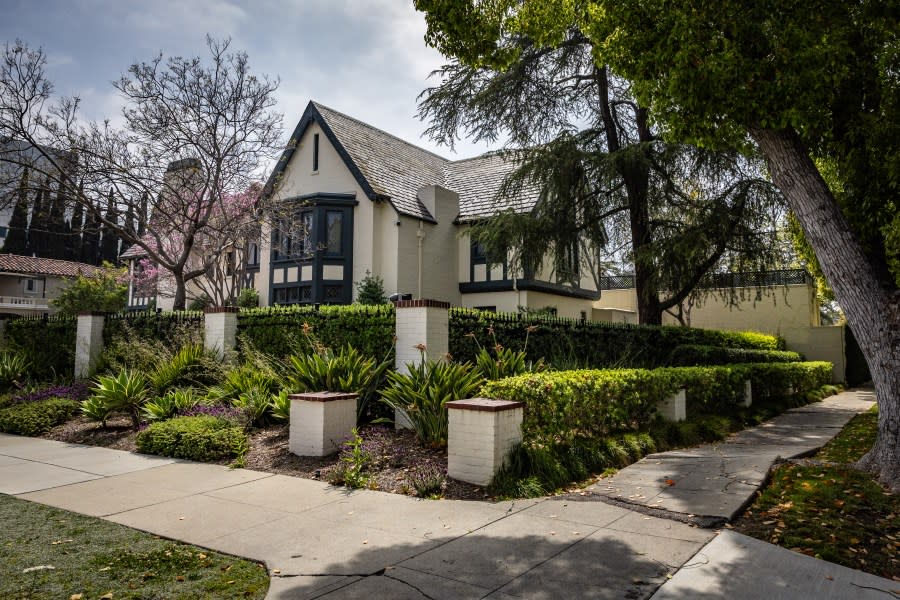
xmin=312 ymin=133 xmax=319 ymax=171
xmin=459 ymin=279 xmax=600 ymax=300
xmin=281 ymin=193 xmax=359 ymax=206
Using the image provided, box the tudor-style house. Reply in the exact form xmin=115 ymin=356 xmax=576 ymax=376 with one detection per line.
xmin=260 ymin=101 xmax=600 ymax=319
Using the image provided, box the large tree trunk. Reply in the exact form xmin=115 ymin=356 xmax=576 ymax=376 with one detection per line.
xmin=172 ymin=274 xmax=187 ymax=311
xmin=751 ymin=126 xmax=900 ymax=491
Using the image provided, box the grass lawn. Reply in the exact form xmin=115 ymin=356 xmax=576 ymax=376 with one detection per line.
xmin=0 ymin=494 xmax=269 ymax=599
xmin=735 ymin=407 xmax=899 ymax=579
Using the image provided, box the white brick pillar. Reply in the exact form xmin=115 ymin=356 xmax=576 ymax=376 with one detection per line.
xmin=289 ymin=391 xmax=358 ymax=457
xmin=447 ymin=398 xmax=524 ymax=486
xmin=75 ymin=312 xmax=105 ymax=378
xmin=741 ymin=380 xmax=753 ymax=408
xmin=204 ymin=307 xmax=239 ymax=357
xmin=657 ymin=388 xmax=687 ymax=422
xmin=393 ymin=299 xmax=450 ymax=429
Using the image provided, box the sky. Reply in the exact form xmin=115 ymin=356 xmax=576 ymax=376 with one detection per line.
xmin=1 ymin=0 xmax=497 ymax=161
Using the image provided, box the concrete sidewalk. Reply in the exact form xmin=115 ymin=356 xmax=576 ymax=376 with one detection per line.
xmin=1 ymin=389 xmax=893 ymax=599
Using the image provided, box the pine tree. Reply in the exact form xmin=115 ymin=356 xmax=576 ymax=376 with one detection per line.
xmin=2 ymin=167 xmax=30 ymax=255
xmin=46 ymin=184 xmax=67 ymax=259
xmin=137 ymin=191 xmax=148 ymax=236
xmin=99 ymin=189 xmax=119 ymax=264
xmin=66 ymin=191 xmax=84 ymax=262
xmin=26 ymin=180 xmax=49 ymax=257
xmin=81 ymin=203 xmax=101 ymax=265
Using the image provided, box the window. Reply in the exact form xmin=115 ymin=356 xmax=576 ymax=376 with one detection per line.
xmin=326 ymin=211 xmax=343 ymax=255
xmin=557 ymin=240 xmax=579 ymax=286
xmin=247 ymin=242 xmax=260 ymax=266
xmin=24 ymin=278 xmax=36 ymax=293
xmin=313 ymin=133 xmax=319 ymax=171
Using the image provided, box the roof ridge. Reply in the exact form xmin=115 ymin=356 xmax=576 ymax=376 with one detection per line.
xmin=311 ymin=101 xmax=450 ymax=164
xmin=1 ymin=253 xmax=98 ymax=269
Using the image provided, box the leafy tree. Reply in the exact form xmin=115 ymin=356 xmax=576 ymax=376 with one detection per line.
xmin=51 ymin=262 xmax=127 ymax=316
xmin=0 ymin=37 xmax=282 ymax=309
xmin=415 ymin=0 xmax=900 ymax=488
xmin=419 ymin=26 xmax=784 ymax=325
xmin=1 ymin=167 xmax=29 ymax=254
xmin=355 ymin=270 xmax=388 ymax=305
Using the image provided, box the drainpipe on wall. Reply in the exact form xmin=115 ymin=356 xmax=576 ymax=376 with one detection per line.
xmin=416 ymin=221 xmax=425 ymax=299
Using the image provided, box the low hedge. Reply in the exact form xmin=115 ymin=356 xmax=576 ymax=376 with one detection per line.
xmin=668 ymin=344 xmax=802 ymax=366
xmin=135 ymin=415 xmax=248 ymax=462
xmin=0 ymin=398 xmax=80 ymax=436
xmin=481 ymin=361 xmax=835 ymax=444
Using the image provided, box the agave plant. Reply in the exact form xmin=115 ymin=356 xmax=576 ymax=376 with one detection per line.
xmin=0 ymin=352 xmax=29 ymax=391
xmin=143 ymin=388 xmax=201 ymax=422
xmin=270 ymin=390 xmax=291 ymax=422
xmin=80 ymin=396 xmax=112 ymax=428
xmin=207 ymin=365 xmax=278 ymax=403
xmin=287 ymin=345 xmax=392 ymax=421
xmin=149 ymin=344 xmax=209 ymax=394
xmin=232 ymin=387 xmax=274 ymax=428
xmin=380 ymin=360 xmax=483 ymax=447
xmin=90 ymin=369 xmax=150 ymax=429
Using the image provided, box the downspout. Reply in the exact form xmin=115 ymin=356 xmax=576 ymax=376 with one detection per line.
xmin=416 ymin=221 xmax=425 ymax=299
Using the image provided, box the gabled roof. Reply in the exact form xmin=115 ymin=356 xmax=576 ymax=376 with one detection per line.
xmin=267 ymin=101 xmax=541 ymax=223
xmin=0 ymin=254 xmax=101 ymax=278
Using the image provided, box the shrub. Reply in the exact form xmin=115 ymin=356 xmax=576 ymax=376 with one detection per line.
xmin=236 ymin=287 xmax=259 ymax=308
xmin=408 ymin=464 xmax=447 ymax=498
xmin=207 ymin=364 xmax=279 ymax=403
xmin=89 ymin=370 xmax=151 ymax=429
xmin=450 ymin=308 xmax=785 ymax=368
xmin=379 ymin=359 xmax=484 ymax=447
xmin=742 ymin=361 xmax=833 ymax=401
xmin=481 ymin=369 xmax=682 ymax=445
xmin=327 ymin=428 xmax=371 ymax=489
xmin=80 ymin=396 xmax=112 ymax=428
xmin=135 ymin=415 xmax=248 ymax=461
xmin=0 ymin=398 xmax=80 ymax=436
xmin=236 ymin=304 xmax=394 ymax=359
xmin=12 ymin=382 xmax=91 ymax=405
xmin=355 ymin=270 xmax=388 ymax=305
xmin=270 ymin=390 xmax=290 ymax=422
xmin=5 ymin=315 xmax=76 ymax=379
xmin=51 ymin=263 xmax=127 ymax=316
xmin=149 ymin=344 xmax=220 ymax=394
xmin=232 ymin=387 xmax=275 ymax=428
xmin=667 ymin=344 xmax=802 ymax=366
xmin=100 ymin=316 xmax=205 ymax=374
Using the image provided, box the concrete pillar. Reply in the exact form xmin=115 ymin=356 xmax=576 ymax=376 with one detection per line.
xmin=75 ymin=312 xmax=105 ymax=378
xmin=204 ymin=307 xmax=239 ymax=357
xmin=447 ymin=398 xmax=524 ymax=486
xmin=393 ymin=299 xmax=450 ymax=429
xmin=289 ymin=391 xmax=358 ymax=457
xmin=657 ymin=388 xmax=687 ymax=422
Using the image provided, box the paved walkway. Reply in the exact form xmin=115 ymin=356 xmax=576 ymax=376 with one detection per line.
xmin=1 ymin=389 xmax=895 ymax=599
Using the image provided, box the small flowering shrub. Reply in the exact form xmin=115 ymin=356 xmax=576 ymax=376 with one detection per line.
xmin=408 ymin=464 xmax=447 ymax=498
xmin=178 ymin=403 xmax=246 ymax=422
xmin=0 ymin=398 xmax=80 ymax=436
xmin=136 ymin=415 xmax=248 ymax=462
xmin=11 ymin=382 xmax=91 ymax=405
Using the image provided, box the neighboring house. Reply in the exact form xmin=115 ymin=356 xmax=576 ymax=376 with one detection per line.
xmin=0 ymin=254 xmax=100 ymax=317
xmin=260 ymin=101 xmax=599 ymax=318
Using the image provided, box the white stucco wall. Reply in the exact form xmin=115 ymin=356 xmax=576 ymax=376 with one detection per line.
xmin=416 ymin=185 xmax=461 ymax=304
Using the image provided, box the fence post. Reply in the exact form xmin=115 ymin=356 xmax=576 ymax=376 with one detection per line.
xmin=393 ymin=299 xmax=450 ymax=429
xmin=75 ymin=312 xmax=105 ymax=378
xmin=447 ymin=398 xmax=524 ymax=486
xmin=204 ymin=307 xmax=239 ymax=357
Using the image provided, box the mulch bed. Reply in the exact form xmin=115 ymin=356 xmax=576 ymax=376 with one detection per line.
xmin=41 ymin=418 xmax=486 ymax=501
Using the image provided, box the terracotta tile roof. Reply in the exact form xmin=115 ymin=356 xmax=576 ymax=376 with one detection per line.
xmin=271 ymin=101 xmax=542 ymax=223
xmin=0 ymin=254 xmax=101 ymax=278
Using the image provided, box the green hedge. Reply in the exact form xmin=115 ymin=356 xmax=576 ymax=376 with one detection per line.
xmin=237 ymin=304 xmax=394 ymax=359
xmin=450 ymin=308 xmax=784 ymax=368
xmin=482 ymin=361 xmax=834 ymax=445
xmin=0 ymin=398 xmax=80 ymax=436
xmin=103 ymin=311 xmax=204 ymax=347
xmin=667 ymin=344 xmax=802 ymax=366
xmin=5 ymin=316 xmax=77 ymax=379
xmin=135 ymin=415 xmax=248 ymax=462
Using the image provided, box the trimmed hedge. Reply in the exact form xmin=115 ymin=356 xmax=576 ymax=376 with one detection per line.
xmin=5 ymin=316 xmax=76 ymax=379
xmin=668 ymin=344 xmax=802 ymax=366
xmin=0 ymin=398 xmax=80 ymax=436
xmin=481 ymin=361 xmax=834 ymax=445
xmin=237 ymin=304 xmax=394 ymax=359
xmin=135 ymin=415 xmax=248 ymax=462
xmin=103 ymin=311 xmax=204 ymax=347
xmin=450 ymin=308 xmax=784 ymax=368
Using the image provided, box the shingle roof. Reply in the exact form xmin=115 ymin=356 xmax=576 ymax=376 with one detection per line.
xmin=0 ymin=254 xmax=101 ymax=278
xmin=443 ymin=151 xmax=541 ymax=221
xmin=270 ymin=101 xmax=542 ymax=223
xmin=312 ymin=103 xmax=448 ymax=222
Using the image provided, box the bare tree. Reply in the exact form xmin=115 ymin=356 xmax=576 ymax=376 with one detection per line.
xmin=0 ymin=37 xmax=283 ymax=309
